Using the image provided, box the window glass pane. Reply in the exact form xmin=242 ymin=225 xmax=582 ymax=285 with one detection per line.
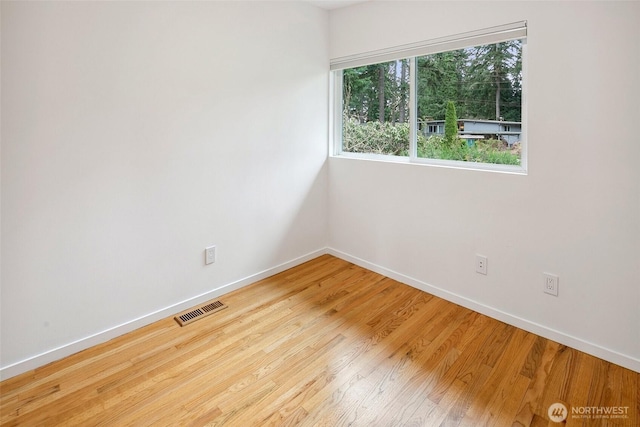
xmin=416 ymin=40 xmax=523 ymax=165
xmin=342 ymin=59 xmax=410 ymax=156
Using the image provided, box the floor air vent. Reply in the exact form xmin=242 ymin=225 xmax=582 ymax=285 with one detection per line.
xmin=174 ymin=300 xmax=227 ymax=327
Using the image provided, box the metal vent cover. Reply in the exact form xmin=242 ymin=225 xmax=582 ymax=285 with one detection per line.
xmin=174 ymin=300 xmax=227 ymax=327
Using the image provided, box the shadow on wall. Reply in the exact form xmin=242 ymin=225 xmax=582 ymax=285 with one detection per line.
xmin=267 ymin=159 xmax=329 ymax=269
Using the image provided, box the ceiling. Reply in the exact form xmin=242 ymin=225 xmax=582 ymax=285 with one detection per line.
xmin=305 ymin=0 xmax=371 ymax=10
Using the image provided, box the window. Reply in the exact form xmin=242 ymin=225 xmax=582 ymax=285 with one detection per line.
xmin=332 ymin=22 xmax=527 ymax=172
xmin=427 ymin=124 xmax=442 ymax=134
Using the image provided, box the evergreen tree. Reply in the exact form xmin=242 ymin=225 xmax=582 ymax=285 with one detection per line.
xmin=343 ymin=40 xmax=522 ymax=131
xmin=343 ymin=60 xmax=409 ymax=124
xmin=465 ymin=40 xmax=522 ymax=121
xmin=417 ymin=50 xmax=467 ymax=120
xmin=343 ymin=66 xmax=370 ymax=121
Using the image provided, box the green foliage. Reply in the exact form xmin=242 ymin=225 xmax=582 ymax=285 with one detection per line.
xmin=346 ymin=42 xmax=523 ymax=125
xmin=444 ymin=101 xmax=458 ymax=146
xmin=417 ymin=50 xmax=468 ymax=119
xmin=340 ymin=40 xmax=524 ymax=166
xmin=466 ymin=40 xmax=522 ymax=121
xmin=343 ymin=117 xmax=520 ymax=165
xmin=418 ymin=135 xmax=520 ymax=165
xmin=340 ymin=40 xmax=524 ymax=164
xmin=343 ymin=117 xmax=409 ymax=156
xmin=414 ymin=41 xmax=522 ymax=122
xmin=343 ymin=59 xmax=410 ymax=124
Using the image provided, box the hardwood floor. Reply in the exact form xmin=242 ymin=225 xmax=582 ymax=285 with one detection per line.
xmin=1 ymin=255 xmax=638 ymax=426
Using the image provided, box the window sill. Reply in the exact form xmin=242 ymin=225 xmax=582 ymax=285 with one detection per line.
xmin=330 ymin=152 xmax=528 ymax=175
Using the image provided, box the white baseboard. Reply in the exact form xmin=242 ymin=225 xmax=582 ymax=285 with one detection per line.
xmin=0 ymin=248 xmax=327 ymax=381
xmin=327 ymin=247 xmax=640 ymax=373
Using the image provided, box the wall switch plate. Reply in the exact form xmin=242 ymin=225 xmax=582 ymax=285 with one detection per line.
xmin=543 ymin=273 xmax=559 ymax=296
xmin=476 ymin=255 xmax=488 ymax=275
xmin=205 ymin=246 xmax=216 ymax=265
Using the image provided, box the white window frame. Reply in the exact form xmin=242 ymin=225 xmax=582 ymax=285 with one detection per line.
xmin=330 ymin=22 xmax=528 ymax=174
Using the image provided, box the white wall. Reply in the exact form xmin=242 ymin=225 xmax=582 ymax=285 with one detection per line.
xmin=328 ymin=1 xmax=640 ymax=371
xmin=1 ymin=1 xmax=329 ymax=377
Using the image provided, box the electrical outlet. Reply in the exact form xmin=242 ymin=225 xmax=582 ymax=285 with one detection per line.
xmin=476 ymin=255 xmax=488 ymax=275
xmin=205 ymin=246 xmax=216 ymax=265
xmin=543 ymin=273 xmax=558 ymax=296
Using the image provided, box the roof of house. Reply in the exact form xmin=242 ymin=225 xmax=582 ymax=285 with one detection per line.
xmin=425 ymin=118 xmax=521 ymax=125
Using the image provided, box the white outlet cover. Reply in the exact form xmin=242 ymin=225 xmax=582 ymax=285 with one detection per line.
xmin=543 ymin=273 xmax=559 ymax=296
xmin=205 ymin=246 xmax=216 ymax=265
xmin=476 ymin=255 xmax=488 ymax=275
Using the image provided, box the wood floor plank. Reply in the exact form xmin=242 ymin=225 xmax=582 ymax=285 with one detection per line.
xmin=488 ymin=373 xmax=531 ymax=427
xmin=1 ymin=255 xmax=637 ymax=426
xmin=512 ymin=339 xmax=561 ymax=427
xmin=457 ymin=328 xmax=537 ymax=427
xmin=438 ymin=362 xmax=494 ymax=426
xmin=427 ymin=312 xmax=499 ymax=405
